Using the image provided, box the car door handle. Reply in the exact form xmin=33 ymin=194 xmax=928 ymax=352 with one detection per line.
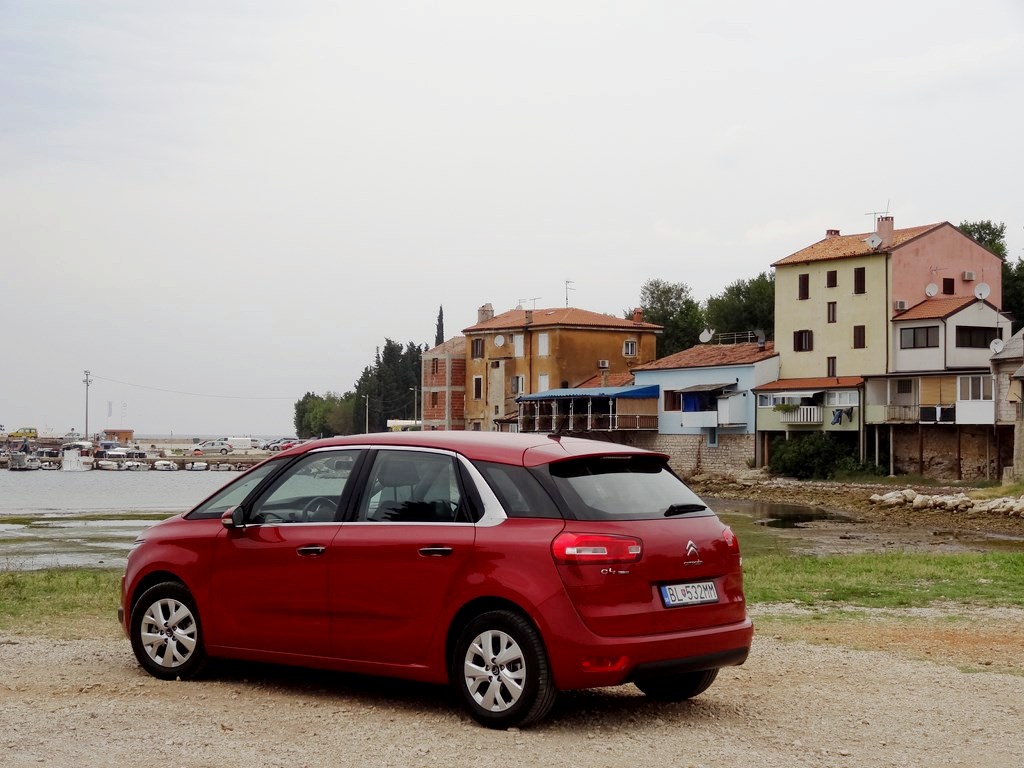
xmin=296 ymin=545 xmax=327 ymax=557
xmin=418 ymin=546 xmax=453 ymax=557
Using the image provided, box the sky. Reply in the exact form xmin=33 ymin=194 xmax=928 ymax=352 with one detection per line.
xmin=2 ymin=1 xmax=1023 ymax=437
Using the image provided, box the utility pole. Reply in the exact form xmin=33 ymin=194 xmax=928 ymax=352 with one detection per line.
xmin=409 ymin=386 xmax=418 ymax=423
xmin=565 ymin=280 xmax=575 ymax=307
xmin=83 ymin=370 xmax=92 ymax=442
xmin=363 ymin=394 xmax=369 ymax=434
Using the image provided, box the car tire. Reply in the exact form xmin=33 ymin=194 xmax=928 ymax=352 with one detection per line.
xmin=451 ymin=610 xmax=557 ymax=729
xmin=129 ymin=581 xmax=207 ymax=681
xmin=634 ymin=668 xmax=719 ymax=701
xmin=220 ymin=448 xmax=228 ymax=454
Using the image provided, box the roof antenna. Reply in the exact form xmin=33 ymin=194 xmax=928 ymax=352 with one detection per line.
xmin=864 ymin=199 xmax=891 ymax=230
xmin=516 ymin=297 xmax=541 ymax=310
xmin=564 ymin=280 xmax=575 ymax=308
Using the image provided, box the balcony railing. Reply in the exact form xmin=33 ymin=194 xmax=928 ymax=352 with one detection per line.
xmin=778 ymin=405 xmax=823 ymax=424
xmin=518 ymin=414 xmax=658 ymax=433
xmin=885 ymin=405 xmax=920 ymax=422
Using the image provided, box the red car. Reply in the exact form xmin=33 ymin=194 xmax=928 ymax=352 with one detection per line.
xmin=119 ymin=432 xmax=752 ymax=728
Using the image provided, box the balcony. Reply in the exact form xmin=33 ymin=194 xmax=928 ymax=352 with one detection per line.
xmin=518 ymin=413 xmax=658 ymax=433
xmin=680 ymin=411 xmax=719 ymax=428
xmin=886 ymin=404 xmax=920 ymax=422
xmin=778 ymin=405 xmax=823 ymax=424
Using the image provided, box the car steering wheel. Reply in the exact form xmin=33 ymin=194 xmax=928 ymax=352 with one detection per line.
xmin=301 ymin=496 xmax=336 ymax=522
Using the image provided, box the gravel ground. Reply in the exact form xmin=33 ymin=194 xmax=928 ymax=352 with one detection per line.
xmin=3 ymin=618 xmax=1021 ymax=768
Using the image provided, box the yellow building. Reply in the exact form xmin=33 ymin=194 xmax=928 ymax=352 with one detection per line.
xmin=461 ymin=304 xmax=661 ymax=431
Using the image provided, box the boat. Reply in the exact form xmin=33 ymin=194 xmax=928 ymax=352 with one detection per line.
xmin=8 ymin=453 xmax=41 ymax=471
xmin=185 ymin=461 xmax=209 ymax=471
xmin=123 ymin=460 xmax=149 ymax=471
xmin=153 ymin=460 xmax=179 ymax=471
xmin=96 ymin=459 xmax=123 ymax=471
xmin=61 ymin=442 xmax=95 ymax=471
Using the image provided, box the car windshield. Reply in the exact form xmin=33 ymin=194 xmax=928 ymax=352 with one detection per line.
xmin=544 ymin=454 xmax=709 ymax=521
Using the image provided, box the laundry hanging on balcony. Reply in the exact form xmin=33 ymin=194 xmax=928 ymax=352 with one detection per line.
xmin=830 ymin=407 xmax=855 ymax=425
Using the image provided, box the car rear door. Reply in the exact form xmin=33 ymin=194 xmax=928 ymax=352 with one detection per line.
xmin=327 ymin=448 xmax=475 ymax=666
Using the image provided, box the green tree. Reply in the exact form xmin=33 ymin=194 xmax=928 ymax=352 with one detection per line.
xmin=636 ymin=278 xmax=705 ymax=357
xmin=958 ymin=220 xmax=1008 ymax=259
xmin=435 ymin=306 xmax=445 ymax=347
xmin=704 ymin=271 xmax=775 ymax=339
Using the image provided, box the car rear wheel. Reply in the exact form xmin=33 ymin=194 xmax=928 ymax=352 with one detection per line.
xmin=634 ymin=668 xmax=719 ymax=701
xmin=451 ymin=610 xmax=557 ymax=729
xmin=129 ymin=582 xmax=207 ymax=680
xmin=220 ymin=448 xmax=229 ymax=454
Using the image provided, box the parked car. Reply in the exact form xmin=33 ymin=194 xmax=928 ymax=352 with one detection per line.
xmin=268 ymin=438 xmax=300 ymax=452
xmin=189 ymin=440 xmax=233 ymax=455
xmin=120 ymin=432 xmax=752 ymax=729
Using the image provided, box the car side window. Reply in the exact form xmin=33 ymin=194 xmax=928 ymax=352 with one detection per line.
xmin=248 ymin=450 xmax=360 ymax=524
xmin=358 ymin=450 xmax=465 ymax=523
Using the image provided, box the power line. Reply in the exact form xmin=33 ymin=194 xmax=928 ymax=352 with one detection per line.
xmin=90 ymin=374 xmax=294 ymax=401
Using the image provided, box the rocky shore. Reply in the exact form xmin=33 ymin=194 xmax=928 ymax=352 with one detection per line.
xmin=685 ymin=470 xmax=1024 ymax=537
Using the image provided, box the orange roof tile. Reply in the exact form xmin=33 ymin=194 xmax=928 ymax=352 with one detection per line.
xmin=463 ymin=307 xmax=662 ymax=333
xmin=425 ymin=336 xmax=466 ymax=355
xmin=575 ymin=372 xmax=634 ymax=388
xmin=772 ymin=223 xmax=945 ymax=267
xmin=631 ymin=341 xmax=776 ymax=371
xmin=754 ymin=376 xmax=863 ymax=392
xmin=892 ymin=296 xmax=977 ymax=321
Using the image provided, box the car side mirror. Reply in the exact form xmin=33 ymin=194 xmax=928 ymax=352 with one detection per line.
xmin=221 ymin=506 xmax=246 ymax=529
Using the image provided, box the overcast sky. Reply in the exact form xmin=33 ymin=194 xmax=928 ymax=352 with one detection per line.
xmin=3 ymin=1 xmax=1023 ymax=437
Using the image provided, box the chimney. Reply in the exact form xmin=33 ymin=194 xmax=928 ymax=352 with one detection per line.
xmin=477 ymin=303 xmax=494 ymax=324
xmin=600 ymin=369 xmax=609 ymax=387
xmin=825 ymin=229 xmax=840 ymax=239
xmin=631 ymin=307 xmax=644 ymax=323
xmin=524 ymin=309 xmax=533 ymax=325
xmin=877 ymin=216 xmax=894 ymax=248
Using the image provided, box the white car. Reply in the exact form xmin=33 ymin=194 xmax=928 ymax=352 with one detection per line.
xmin=189 ymin=440 xmax=233 ymax=456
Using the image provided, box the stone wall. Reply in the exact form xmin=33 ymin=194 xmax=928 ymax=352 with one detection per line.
xmin=636 ymin=433 xmax=755 ymax=476
xmin=891 ymin=424 xmax=1008 ymax=481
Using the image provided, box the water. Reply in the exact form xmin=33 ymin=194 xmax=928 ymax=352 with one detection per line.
xmin=0 ymin=470 xmax=232 ymax=570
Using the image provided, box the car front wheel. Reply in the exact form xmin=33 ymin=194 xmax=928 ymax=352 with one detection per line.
xmin=220 ymin=448 xmax=228 ymax=454
xmin=451 ymin=610 xmax=556 ymax=729
xmin=129 ymin=581 xmax=207 ymax=680
xmin=634 ymin=668 xmax=719 ymax=701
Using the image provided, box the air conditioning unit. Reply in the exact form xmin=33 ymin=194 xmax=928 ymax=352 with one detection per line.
xmin=963 ymin=270 xmax=976 ymax=281
xmin=597 ymin=359 xmax=610 ymax=369
xmin=893 ymin=300 xmax=908 ymax=311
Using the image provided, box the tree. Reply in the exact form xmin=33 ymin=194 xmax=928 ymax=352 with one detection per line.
xmin=435 ymin=306 xmax=445 ymax=347
xmin=958 ymin=220 xmax=1007 ymax=259
xmin=704 ymin=271 xmax=775 ymax=339
xmin=636 ymin=279 xmax=705 ymax=357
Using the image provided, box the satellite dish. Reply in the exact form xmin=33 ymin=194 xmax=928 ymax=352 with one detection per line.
xmin=990 ymin=338 xmax=1005 ymax=354
xmin=698 ymin=329 xmax=714 ymax=343
xmin=754 ymin=328 xmax=766 ymax=343
xmin=975 ymin=283 xmax=991 ymax=301
xmin=864 ymin=233 xmax=883 ymax=249
xmin=494 ymin=334 xmax=505 ymax=348
xmin=925 ymin=283 xmax=938 ymax=297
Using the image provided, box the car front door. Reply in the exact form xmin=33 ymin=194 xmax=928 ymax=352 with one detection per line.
xmin=328 ymin=448 xmax=476 ymax=666
xmin=208 ymin=449 xmax=362 ymax=657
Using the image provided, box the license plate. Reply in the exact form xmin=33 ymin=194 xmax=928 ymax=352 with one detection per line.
xmin=660 ymin=581 xmax=718 ymax=607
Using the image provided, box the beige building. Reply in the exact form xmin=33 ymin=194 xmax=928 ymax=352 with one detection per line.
xmin=461 ymin=304 xmax=661 ymax=431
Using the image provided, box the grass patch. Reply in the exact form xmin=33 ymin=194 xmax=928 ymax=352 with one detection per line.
xmin=1 ymin=512 xmax=174 ymax=526
xmin=744 ymin=552 xmax=1024 ymax=608
xmin=0 ymin=568 xmax=122 ymax=635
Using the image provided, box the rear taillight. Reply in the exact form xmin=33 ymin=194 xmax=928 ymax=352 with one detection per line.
xmin=551 ymin=532 xmax=643 ymax=564
xmin=723 ymin=526 xmax=738 ymax=551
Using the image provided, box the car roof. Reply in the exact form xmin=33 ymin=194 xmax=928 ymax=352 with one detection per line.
xmin=280 ymin=431 xmax=665 ymax=467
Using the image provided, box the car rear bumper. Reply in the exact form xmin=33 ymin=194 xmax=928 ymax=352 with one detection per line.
xmin=542 ymin=609 xmax=754 ymax=690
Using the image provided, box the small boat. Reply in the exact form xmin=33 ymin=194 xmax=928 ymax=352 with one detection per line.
xmin=40 ymin=461 xmax=61 ymax=470
xmin=96 ymin=459 xmax=123 ymax=471
xmin=123 ymin=460 xmax=149 ymax=471
xmin=186 ymin=461 xmax=209 ymax=471
xmin=61 ymin=443 xmax=95 ymax=471
xmin=153 ymin=460 xmax=178 ymax=471
xmin=8 ymin=453 xmax=41 ymax=471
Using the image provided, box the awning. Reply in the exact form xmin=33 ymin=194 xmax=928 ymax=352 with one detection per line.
xmin=518 ymin=385 xmax=659 ymax=401
xmin=677 ymin=382 xmax=733 ymax=393
xmin=762 ymin=390 xmax=823 ymax=398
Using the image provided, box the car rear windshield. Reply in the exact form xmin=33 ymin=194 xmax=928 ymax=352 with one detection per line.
xmin=543 ymin=454 xmax=710 ymax=521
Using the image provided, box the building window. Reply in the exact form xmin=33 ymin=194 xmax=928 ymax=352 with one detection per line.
xmin=798 ymin=273 xmax=809 ymax=300
xmin=513 ymin=334 xmax=524 ymax=357
xmin=664 ymin=390 xmax=681 ymax=411
xmin=431 ymin=391 xmax=439 ymax=407
xmin=854 ymin=267 xmax=866 ymax=294
xmin=900 ymin=326 xmax=939 ymax=349
xmin=853 ymin=325 xmax=866 ymax=349
xmin=896 ymin=379 xmax=913 ymax=395
xmin=472 ymin=376 xmax=482 ymax=400
xmin=537 ymin=332 xmax=549 ymax=356
xmin=794 ymin=329 xmax=813 ymax=352
xmin=826 ymin=391 xmax=859 ymax=406
xmin=826 ymin=356 xmax=837 ymax=377
xmin=706 ymin=427 xmax=718 ymax=447
xmin=826 ymin=270 xmax=838 ymax=288
xmin=956 ymin=326 xmax=1001 ymax=348
xmin=623 ymin=339 xmax=637 ymax=357
xmin=827 ymin=302 xmax=837 ymax=323
xmin=943 ymin=278 xmax=955 ymax=295
xmin=431 ymin=358 xmax=439 ymax=375
xmin=959 ymin=375 xmax=993 ymax=401
xmin=471 ymin=422 xmax=481 ymax=431
xmin=471 ymin=338 xmax=484 ymax=359
xmin=537 ymin=373 xmax=549 ymax=392
xmin=511 ymin=375 xmax=525 ymax=394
